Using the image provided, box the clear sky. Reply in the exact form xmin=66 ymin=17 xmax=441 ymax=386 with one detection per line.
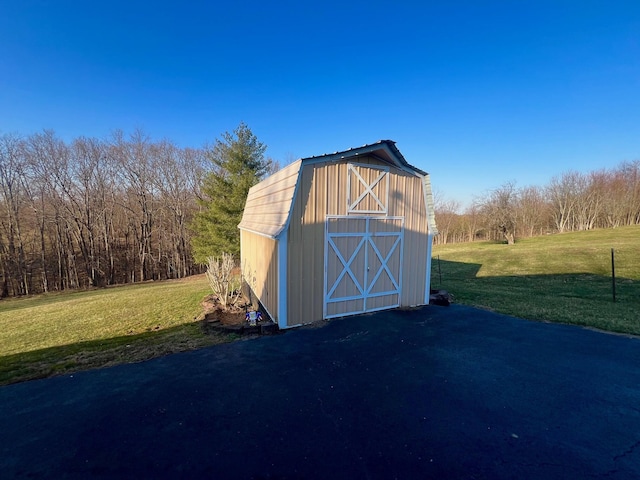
xmin=1 ymin=1 xmax=639 ymax=207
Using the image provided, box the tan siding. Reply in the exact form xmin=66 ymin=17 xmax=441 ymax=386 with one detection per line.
xmin=326 ymin=298 xmax=362 ymax=317
xmin=287 ymin=165 xmax=313 ymax=324
xmin=395 ymin=171 xmax=429 ymax=307
xmin=240 ymin=230 xmax=279 ymax=320
xmin=355 ymin=159 xmax=429 ymax=307
xmin=368 ymin=294 xmax=398 ymax=311
xmin=286 ymin=162 xmax=333 ymax=325
xmin=285 ymin=155 xmax=430 ymax=326
xmin=240 ymin=142 xmax=436 ymax=327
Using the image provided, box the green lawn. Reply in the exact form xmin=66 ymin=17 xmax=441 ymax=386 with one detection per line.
xmin=0 ymin=275 xmax=231 ymax=385
xmin=432 ymin=225 xmax=640 ymax=335
xmin=3 ymin=227 xmax=639 ymax=386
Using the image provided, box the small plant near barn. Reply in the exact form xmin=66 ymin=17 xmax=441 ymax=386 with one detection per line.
xmin=205 ymin=253 xmax=243 ymax=309
xmin=200 ymin=254 xmax=272 ymax=332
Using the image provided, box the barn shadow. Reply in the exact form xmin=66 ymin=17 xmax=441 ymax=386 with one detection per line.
xmin=430 ymin=258 xmax=638 ymax=301
xmin=430 ymin=258 xmax=482 ymax=286
xmin=429 ymin=258 xmax=639 ymax=333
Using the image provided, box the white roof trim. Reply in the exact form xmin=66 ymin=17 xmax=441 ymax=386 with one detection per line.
xmin=420 ymin=174 xmax=439 ymax=235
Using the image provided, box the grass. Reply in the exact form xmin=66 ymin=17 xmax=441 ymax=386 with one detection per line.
xmin=3 ymin=227 xmax=639 ymax=386
xmin=0 ymin=275 xmax=234 ymax=385
xmin=432 ymin=225 xmax=640 ymax=335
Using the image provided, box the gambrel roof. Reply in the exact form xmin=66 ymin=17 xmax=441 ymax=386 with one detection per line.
xmin=238 ymin=159 xmax=302 ymax=238
xmin=238 ymin=140 xmax=438 ymax=239
xmin=303 ymin=139 xmax=427 ymax=176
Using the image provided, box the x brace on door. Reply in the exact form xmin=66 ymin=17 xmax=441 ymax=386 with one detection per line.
xmin=366 ymin=234 xmax=401 ymax=294
xmin=325 ymin=235 xmax=366 ymax=300
xmin=324 ymin=216 xmax=403 ymax=319
xmin=347 ymin=164 xmax=389 ymax=214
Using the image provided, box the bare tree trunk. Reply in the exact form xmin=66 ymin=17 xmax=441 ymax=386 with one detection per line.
xmin=37 ymin=206 xmax=48 ymax=293
xmin=111 ymin=130 xmax=158 ymax=282
xmin=0 ymin=133 xmax=30 ymax=295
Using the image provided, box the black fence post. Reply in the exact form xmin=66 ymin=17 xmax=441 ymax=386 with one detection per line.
xmin=611 ymin=248 xmax=616 ymax=303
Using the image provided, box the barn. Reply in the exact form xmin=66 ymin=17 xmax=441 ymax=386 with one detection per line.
xmin=238 ymin=140 xmax=438 ymax=329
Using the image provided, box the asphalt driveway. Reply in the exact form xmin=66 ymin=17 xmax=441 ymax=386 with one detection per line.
xmin=1 ymin=305 xmax=640 ymax=479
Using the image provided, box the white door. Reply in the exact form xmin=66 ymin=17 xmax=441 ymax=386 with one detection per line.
xmin=324 ymin=216 xmax=403 ymax=319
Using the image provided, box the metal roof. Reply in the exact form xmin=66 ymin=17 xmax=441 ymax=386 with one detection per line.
xmin=238 ymin=141 xmax=436 ymax=238
xmin=237 ymin=159 xmax=302 ymax=238
xmin=301 ymin=140 xmax=428 ymax=176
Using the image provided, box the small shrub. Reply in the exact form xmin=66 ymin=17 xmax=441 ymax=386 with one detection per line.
xmin=205 ymin=253 xmax=242 ymax=309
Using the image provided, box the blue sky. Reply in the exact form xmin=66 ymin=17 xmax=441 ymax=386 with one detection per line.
xmin=1 ymin=1 xmax=639 ymax=207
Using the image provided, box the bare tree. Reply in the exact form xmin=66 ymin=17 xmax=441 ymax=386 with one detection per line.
xmin=573 ymin=172 xmax=604 ymax=231
xmin=480 ymin=182 xmax=518 ymax=245
xmin=0 ymin=133 xmax=30 ymax=295
xmin=0 ymin=129 xmax=211 ymax=295
xmin=619 ymin=160 xmax=640 ymax=226
xmin=1 ymin=126 xmax=639 ymax=295
xmin=111 ymin=130 xmax=158 ymax=281
xmin=517 ymin=185 xmax=550 ymax=237
xmin=462 ymin=204 xmax=483 ymax=242
xmin=433 ymin=197 xmax=461 ymax=245
xmin=602 ymin=169 xmax=627 ymax=228
xmin=65 ymin=137 xmax=114 ymax=286
xmin=546 ymin=172 xmax=581 ymax=233
xmin=27 ymin=130 xmax=83 ymax=289
xmin=152 ymin=141 xmax=203 ymax=279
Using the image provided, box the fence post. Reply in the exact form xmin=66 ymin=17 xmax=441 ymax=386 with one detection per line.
xmin=611 ymin=248 xmax=616 ymax=303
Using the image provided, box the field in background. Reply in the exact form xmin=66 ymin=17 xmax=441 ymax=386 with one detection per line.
xmin=432 ymin=225 xmax=640 ymax=334
xmin=0 ymin=275 xmax=230 ymax=385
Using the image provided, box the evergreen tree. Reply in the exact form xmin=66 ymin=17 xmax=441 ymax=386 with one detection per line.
xmin=191 ymin=123 xmax=270 ymax=262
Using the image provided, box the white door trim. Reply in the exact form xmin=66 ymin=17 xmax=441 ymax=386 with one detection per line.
xmin=346 ymin=163 xmax=390 ymax=214
xmin=324 ymin=216 xmax=403 ymax=319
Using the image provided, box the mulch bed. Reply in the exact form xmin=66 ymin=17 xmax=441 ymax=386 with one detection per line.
xmin=198 ymin=295 xmax=278 ymax=336
xmin=429 ymin=289 xmax=453 ymax=306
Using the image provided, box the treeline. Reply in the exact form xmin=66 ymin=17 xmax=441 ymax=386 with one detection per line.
xmin=3 ymin=126 xmax=637 ymax=295
xmin=435 ymin=161 xmax=640 ymax=245
xmin=0 ymin=130 xmax=207 ymax=297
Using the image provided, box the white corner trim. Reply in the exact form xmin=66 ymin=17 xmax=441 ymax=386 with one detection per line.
xmin=420 ymin=174 xmax=439 ymax=236
xmin=276 ymin=232 xmax=288 ymax=329
xmin=425 ymin=232 xmax=434 ymax=304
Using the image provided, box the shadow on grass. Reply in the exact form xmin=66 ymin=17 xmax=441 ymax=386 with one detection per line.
xmin=431 ymin=259 xmax=640 ymax=335
xmin=0 ymin=323 xmax=235 ymax=387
